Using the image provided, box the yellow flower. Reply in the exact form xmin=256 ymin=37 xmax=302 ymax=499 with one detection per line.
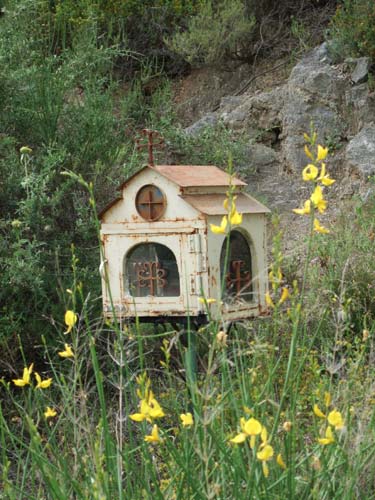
xmin=58 ymin=344 xmax=74 ymax=358
xmin=12 ymin=363 xmax=34 ymax=387
xmin=317 ymin=145 xmax=328 ymax=161
xmin=180 ymin=412 xmax=194 ymax=427
xmin=324 ymin=392 xmax=331 ymax=408
xmin=130 ymin=393 xmax=165 ymax=423
xmin=64 ymin=310 xmax=77 ymax=334
xmin=269 ymin=268 xmax=282 ymax=285
xmin=144 ymin=424 xmax=161 ymax=444
xmin=310 ymin=185 xmax=327 ymax=213
xmin=313 ymin=404 xmax=326 ymax=419
xmin=44 ymin=407 xmax=57 ymax=419
xmin=317 ymin=163 xmax=335 ymax=186
xmin=293 ymin=199 xmax=311 ymax=215
xmin=35 ymin=372 xmax=52 ymax=389
xmin=257 ymin=444 xmax=274 ymax=461
xmin=230 ymin=417 xmax=262 ymax=447
xmin=265 ymin=292 xmax=275 ymax=308
xmin=198 ymin=297 xmax=216 ymax=304
xmin=278 ymin=287 xmax=290 ymax=305
xmin=318 ymin=426 xmax=334 ymax=445
xmin=302 ymin=164 xmax=319 ymax=181
xmin=313 ymin=219 xmax=330 ymax=234
xmin=304 ymin=145 xmax=314 ymax=160
xmin=260 ymin=426 xmax=268 ymax=444
xmin=276 ymin=453 xmax=287 ymax=470
xmin=210 ymin=216 xmax=227 ymax=234
xmin=327 ymin=410 xmax=344 ymax=430
xmin=230 ymin=210 xmax=242 ymax=225
xmin=257 ymin=444 xmax=274 ymax=477
xmin=223 ymin=196 xmax=237 ymax=210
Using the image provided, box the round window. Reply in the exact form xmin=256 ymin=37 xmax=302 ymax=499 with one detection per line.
xmin=135 ymin=184 xmax=166 ymax=221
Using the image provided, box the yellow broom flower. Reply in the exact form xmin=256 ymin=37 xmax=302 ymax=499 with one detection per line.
xmin=180 ymin=413 xmax=194 ymax=427
xmin=58 ymin=344 xmax=74 ymax=358
xmin=210 ymin=216 xmax=228 ymax=234
xmin=302 ymin=164 xmax=319 ymax=181
xmin=293 ymin=199 xmax=311 ymax=215
xmin=313 ymin=219 xmax=330 ymax=234
xmin=64 ymin=310 xmax=78 ymax=334
xmin=318 ymin=426 xmax=334 ymax=445
xmin=44 ymin=407 xmax=57 ymax=419
xmin=317 ymin=145 xmax=328 ymax=161
xmin=35 ymin=372 xmax=52 ymax=389
xmin=144 ymin=424 xmax=161 ymax=444
xmin=327 ymin=410 xmax=344 ymax=430
xmin=12 ymin=363 xmax=34 ymax=387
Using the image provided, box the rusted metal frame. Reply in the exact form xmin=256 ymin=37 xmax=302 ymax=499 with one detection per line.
xmin=135 ymin=261 xmax=167 ymax=296
xmin=135 ymin=129 xmax=164 ymax=167
xmin=226 ymin=260 xmax=252 ymax=296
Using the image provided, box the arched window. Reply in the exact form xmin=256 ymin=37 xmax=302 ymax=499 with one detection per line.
xmin=125 ymin=243 xmax=180 ymax=297
xmin=220 ymin=230 xmax=253 ymax=302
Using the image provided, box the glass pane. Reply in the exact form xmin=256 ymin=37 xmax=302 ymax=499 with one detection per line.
xmin=125 ymin=243 xmax=180 ymax=297
xmin=220 ymin=230 xmax=253 ymax=303
xmin=136 ymin=185 xmax=166 ymax=221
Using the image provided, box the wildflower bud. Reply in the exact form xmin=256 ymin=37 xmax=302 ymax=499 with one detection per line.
xmin=363 ymin=329 xmax=370 ymax=341
xmin=311 ymin=456 xmax=321 ymax=471
xmin=282 ymin=421 xmax=292 ymax=432
xmin=11 ymin=219 xmax=22 ymax=228
xmin=216 ymin=331 xmax=228 ymax=347
xmin=20 ymin=146 xmax=32 ymax=154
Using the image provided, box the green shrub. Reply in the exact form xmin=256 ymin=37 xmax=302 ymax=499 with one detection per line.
xmin=166 ymin=0 xmax=256 ymax=66
xmin=328 ymin=0 xmax=375 ymax=61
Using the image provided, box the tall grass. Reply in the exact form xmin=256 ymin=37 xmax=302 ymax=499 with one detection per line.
xmin=2 ymin=138 xmax=375 ymax=499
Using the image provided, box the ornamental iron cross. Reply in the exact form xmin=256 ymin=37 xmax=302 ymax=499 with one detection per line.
xmin=136 ymin=129 xmax=164 ymax=167
xmin=226 ymin=260 xmax=252 ymax=296
xmin=135 ymin=261 xmax=167 ymax=296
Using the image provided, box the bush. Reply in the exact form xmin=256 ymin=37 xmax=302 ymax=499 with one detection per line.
xmin=166 ymin=0 xmax=256 ymax=66
xmin=328 ymin=0 xmax=375 ymax=61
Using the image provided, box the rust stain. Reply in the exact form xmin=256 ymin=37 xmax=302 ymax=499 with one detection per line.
xmin=153 ymin=165 xmax=246 ymax=187
xmin=181 ymin=193 xmax=269 ymax=215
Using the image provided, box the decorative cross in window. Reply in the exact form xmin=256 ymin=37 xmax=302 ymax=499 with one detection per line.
xmin=136 ymin=128 xmax=164 ymax=167
xmin=135 ymin=261 xmax=167 ymax=296
xmin=226 ymin=260 xmax=251 ymax=296
xmin=136 ymin=185 xmax=166 ymax=221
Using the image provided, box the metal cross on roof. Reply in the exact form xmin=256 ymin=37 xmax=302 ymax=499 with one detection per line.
xmin=136 ymin=129 xmax=164 ymax=167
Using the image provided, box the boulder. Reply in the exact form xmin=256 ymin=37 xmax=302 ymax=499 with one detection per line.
xmin=350 ymin=57 xmax=370 ymax=85
xmin=282 ymin=44 xmax=347 ymax=171
xmin=246 ymin=143 xmax=278 ymax=169
xmin=184 ymin=113 xmax=218 ymax=136
xmin=221 ymin=86 xmax=285 ymax=133
xmin=346 ymin=125 xmax=375 ymax=178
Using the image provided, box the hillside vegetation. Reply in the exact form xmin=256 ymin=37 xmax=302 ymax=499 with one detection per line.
xmin=1 ymin=1 xmax=375 ymax=498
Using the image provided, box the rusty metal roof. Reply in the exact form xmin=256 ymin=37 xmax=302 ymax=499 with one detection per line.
xmin=153 ymin=165 xmax=246 ymax=187
xmin=181 ymin=193 xmax=270 ymax=214
xmin=99 ymin=164 xmax=248 ymax=219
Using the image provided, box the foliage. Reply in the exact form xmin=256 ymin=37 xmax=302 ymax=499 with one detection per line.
xmin=2 ymin=144 xmax=375 ymax=498
xmin=328 ymin=0 xmax=375 ymax=61
xmin=166 ymin=0 xmax=256 ymax=66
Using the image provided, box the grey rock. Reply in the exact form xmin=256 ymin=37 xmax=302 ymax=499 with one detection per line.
xmin=219 ymin=95 xmax=246 ymax=113
xmin=184 ymin=113 xmax=218 ymax=136
xmin=281 ymin=44 xmax=347 ymax=171
xmin=222 ymin=86 xmax=285 ymax=132
xmin=351 ymin=57 xmax=370 ymax=84
xmin=346 ymin=125 xmax=375 ymax=177
xmin=246 ymin=143 xmax=278 ymax=169
xmin=345 ymin=83 xmax=375 ymax=129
